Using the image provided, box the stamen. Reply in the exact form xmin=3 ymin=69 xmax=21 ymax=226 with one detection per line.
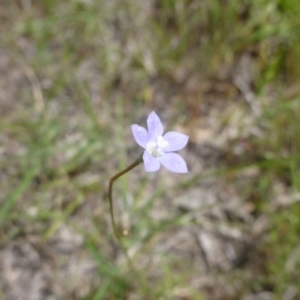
xmin=156 ymin=136 xmax=169 ymax=148
xmin=147 ymin=141 xmax=163 ymax=157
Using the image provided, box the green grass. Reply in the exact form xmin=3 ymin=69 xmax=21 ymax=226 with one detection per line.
xmin=1 ymin=0 xmax=300 ymax=299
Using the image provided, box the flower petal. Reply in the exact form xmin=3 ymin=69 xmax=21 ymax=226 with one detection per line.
xmin=158 ymin=153 xmax=188 ymax=173
xmin=147 ymin=111 xmax=164 ymax=141
xmin=163 ymin=131 xmax=189 ymax=152
xmin=143 ymin=150 xmax=161 ymax=172
xmin=131 ymin=125 xmax=148 ymax=148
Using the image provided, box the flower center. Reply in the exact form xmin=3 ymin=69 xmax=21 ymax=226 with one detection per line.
xmin=146 ymin=136 xmax=169 ymax=157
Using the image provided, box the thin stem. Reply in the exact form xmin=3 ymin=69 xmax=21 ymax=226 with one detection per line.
xmin=108 ymin=153 xmax=143 ymax=238
xmin=107 ymin=153 xmax=151 ymax=294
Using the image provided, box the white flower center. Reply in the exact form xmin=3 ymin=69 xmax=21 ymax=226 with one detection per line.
xmin=146 ymin=136 xmax=169 ymax=157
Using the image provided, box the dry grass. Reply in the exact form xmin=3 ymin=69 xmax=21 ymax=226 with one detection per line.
xmin=1 ymin=1 xmax=300 ymax=299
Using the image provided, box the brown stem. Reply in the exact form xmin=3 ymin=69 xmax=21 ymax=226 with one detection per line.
xmin=108 ymin=153 xmax=143 ymax=238
xmin=107 ymin=153 xmax=150 ymax=293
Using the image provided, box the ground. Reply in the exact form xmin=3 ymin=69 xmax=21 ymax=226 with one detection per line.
xmin=0 ymin=1 xmax=300 ymax=299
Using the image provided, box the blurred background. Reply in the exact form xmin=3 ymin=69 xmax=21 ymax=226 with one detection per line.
xmin=0 ymin=0 xmax=300 ymax=299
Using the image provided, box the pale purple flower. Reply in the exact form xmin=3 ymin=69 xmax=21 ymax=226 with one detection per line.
xmin=131 ymin=111 xmax=189 ymax=173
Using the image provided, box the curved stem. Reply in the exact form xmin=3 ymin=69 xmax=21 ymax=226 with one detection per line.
xmin=108 ymin=153 xmax=143 ymax=238
xmin=108 ymin=153 xmax=150 ymax=293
